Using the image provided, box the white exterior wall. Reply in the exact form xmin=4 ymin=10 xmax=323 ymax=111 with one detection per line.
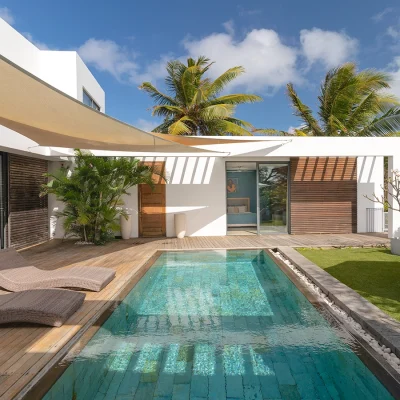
xmin=0 ymin=20 xmax=104 ymax=108
xmin=357 ymin=156 xmax=384 ymax=233
xmin=39 ymin=52 xmax=79 ymax=98
xmin=50 ymin=156 xmax=227 ymax=239
xmin=0 ymin=18 xmax=41 ymax=76
xmin=164 ymin=156 xmax=226 ymax=236
xmin=76 ymin=55 xmax=105 ymax=111
xmin=0 ymin=19 xmax=105 ymax=240
xmin=126 ymin=156 xmax=226 ymax=239
xmin=388 ymin=155 xmax=400 ymax=239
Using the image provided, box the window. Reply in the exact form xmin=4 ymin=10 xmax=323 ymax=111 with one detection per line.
xmin=83 ymin=89 xmax=100 ymax=111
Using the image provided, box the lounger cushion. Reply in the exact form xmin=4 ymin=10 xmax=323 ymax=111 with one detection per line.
xmin=0 ymin=289 xmax=85 ymax=327
xmin=0 ymin=248 xmax=116 ymax=292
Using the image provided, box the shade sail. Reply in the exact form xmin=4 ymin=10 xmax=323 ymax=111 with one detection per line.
xmin=0 ymin=55 xmax=253 ymax=153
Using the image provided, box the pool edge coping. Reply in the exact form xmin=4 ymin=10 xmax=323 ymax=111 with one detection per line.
xmin=277 ymin=246 xmax=400 ymax=358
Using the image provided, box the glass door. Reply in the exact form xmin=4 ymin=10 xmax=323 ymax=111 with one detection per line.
xmin=257 ymin=163 xmax=288 ymax=234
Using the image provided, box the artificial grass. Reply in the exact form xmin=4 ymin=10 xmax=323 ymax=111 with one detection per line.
xmin=297 ymin=247 xmax=400 ymax=322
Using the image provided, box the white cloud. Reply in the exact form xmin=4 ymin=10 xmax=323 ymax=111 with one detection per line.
xmin=135 ymin=118 xmax=159 ymax=132
xmin=372 ymin=7 xmax=393 ymax=22
xmin=77 ymin=26 xmax=359 ymax=94
xmin=183 ymin=28 xmax=300 ymax=92
xmin=387 ymin=26 xmax=400 ymax=40
xmin=0 ymin=7 xmax=14 ymax=25
xmin=388 ymin=57 xmax=400 ymax=98
xmin=22 ymin=32 xmax=52 ymax=50
xmin=78 ymin=38 xmax=168 ymax=84
xmin=300 ymin=28 xmax=358 ymax=69
xmin=222 ymin=20 xmax=235 ymax=36
xmin=78 ymin=39 xmax=139 ymax=82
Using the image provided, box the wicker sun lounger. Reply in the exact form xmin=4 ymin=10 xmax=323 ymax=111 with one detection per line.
xmin=0 ymin=248 xmax=116 ymax=292
xmin=0 ymin=289 xmax=85 ymax=327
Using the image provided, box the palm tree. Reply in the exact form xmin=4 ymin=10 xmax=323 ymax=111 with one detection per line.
xmin=139 ymin=56 xmax=262 ymax=136
xmin=286 ymin=62 xmax=400 ymax=136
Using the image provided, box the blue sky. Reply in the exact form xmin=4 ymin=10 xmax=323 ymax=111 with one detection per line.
xmin=1 ymin=0 xmax=400 ymax=133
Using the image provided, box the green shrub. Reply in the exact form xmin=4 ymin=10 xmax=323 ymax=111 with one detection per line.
xmin=41 ymin=150 xmax=157 ymax=244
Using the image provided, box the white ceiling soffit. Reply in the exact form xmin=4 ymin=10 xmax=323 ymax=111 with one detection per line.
xmin=0 ymin=55 xmax=244 ymax=153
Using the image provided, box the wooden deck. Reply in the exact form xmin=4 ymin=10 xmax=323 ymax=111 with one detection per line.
xmin=0 ymin=233 xmax=389 ymax=399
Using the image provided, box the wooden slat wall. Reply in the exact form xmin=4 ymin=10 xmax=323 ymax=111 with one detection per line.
xmin=9 ymin=154 xmax=49 ymax=249
xmin=290 ymin=157 xmax=357 ymax=234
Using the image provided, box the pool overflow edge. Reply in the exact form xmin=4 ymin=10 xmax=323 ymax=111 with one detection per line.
xmin=19 ymin=247 xmax=400 ymax=400
xmin=271 ymin=247 xmax=400 ymax=399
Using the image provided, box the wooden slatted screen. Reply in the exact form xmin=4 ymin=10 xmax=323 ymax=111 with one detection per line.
xmin=139 ymin=161 xmax=166 ymax=238
xmin=9 ymin=154 xmax=49 ymax=249
xmin=290 ymin=157 xmax=357 ymax=234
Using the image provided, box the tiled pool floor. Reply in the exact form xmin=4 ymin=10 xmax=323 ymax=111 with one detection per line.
xmin=44 ymin=250 xmax=393 ymax=399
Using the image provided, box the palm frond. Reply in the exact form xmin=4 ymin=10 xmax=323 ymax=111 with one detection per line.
xmin=219 ymin=120 xmax=253 ymax=136
xmin=138 ymin=82 xmax=177 ymax=106
xmin=200 ymin=104 xmax=235 ymax=121
xmin=152 ymin=105 xmax=183 ymax=118
xmin=211 ymin=94 xmax=262 ymax=105
xmin=287 ymin=83 xmax=323 ymax=135
xmin=206 ymin=66 xmax=245 ymax=97
xmin=358 ymin=108 xmax=400 ymax=137
xmin=225 ymin=117 xmax=253 ymax=128
xmin=168 ymin=117 xmax=194 ymax=135
xmin=252 ymin=128 xmax=289 ymax=136
xmin=151 ymin=120 xmax=175 ymax=133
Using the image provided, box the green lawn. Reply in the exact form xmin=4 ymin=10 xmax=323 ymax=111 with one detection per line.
xmin=297 ymin=247 xmax=400 ymax=322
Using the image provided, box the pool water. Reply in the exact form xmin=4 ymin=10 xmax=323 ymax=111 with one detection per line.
xmin=44 ymin=250 xmax=393 ymax=399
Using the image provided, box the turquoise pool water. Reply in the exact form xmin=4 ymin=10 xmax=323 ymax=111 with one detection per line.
xmin=44 ymin=250 xmax=393 ymax=399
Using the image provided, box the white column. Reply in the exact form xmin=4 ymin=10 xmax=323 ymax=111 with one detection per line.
xmin=388 ymin=155 xmax=400 ymax=239
xmin=357 ymin=156 xmax=384 ymax=232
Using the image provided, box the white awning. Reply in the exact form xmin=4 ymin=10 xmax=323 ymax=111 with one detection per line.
xmin=0 ymin=55 xmax=258 ymax=153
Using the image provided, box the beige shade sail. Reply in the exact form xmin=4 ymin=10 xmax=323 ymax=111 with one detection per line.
xmin=0 ymin=55 xmax=260 ymax=152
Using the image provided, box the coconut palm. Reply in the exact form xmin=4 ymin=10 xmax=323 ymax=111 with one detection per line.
xmin=139 ymin=56 xmax=262 ymax=136
xmin=286 ymin=62 xmax=400 ymax=136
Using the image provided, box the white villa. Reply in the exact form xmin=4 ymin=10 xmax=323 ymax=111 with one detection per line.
xmin=0 ymin=19 xmax=399 ymax=251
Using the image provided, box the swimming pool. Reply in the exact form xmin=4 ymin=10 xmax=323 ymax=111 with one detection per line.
xmin=43 ymin=250 xmax=394 ymax=399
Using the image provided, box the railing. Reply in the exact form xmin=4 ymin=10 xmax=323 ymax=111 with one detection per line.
xmin=366 ymin=208 xmax=384 ymax=233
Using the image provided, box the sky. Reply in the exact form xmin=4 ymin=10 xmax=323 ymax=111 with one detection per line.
xmin=1 ymin=0 xmax=400 ymax=133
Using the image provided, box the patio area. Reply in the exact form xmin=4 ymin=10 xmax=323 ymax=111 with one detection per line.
xmin=0 ymin=233 xmax=390 ymax=399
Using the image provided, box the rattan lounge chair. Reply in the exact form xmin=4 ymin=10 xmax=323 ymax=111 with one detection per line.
xmin=0 ymin=248 xmax=115 ymax=292
xmin=0 ymin=289 xmax=85 ymax=327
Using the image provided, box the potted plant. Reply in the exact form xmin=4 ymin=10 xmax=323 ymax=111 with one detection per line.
xmin=365 ymin=168 xmax=400 ymax=255
xmin=41 ymin=150 xmax=156 ymax=245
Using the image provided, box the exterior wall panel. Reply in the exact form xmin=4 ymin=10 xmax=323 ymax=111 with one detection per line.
xmin=9 ymin=154 xmax=49 ymax=249
xmin=290 ymin=157 xmax=357 ymax=234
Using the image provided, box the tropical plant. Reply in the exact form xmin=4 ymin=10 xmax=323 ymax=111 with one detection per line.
xmin=40 ymin=150 xmax=156 ymax=244
xmin=139 ymin=56 xmax=262 ymax=136
xmin=285 ymin=62 xmax=400 ymax=136
xmin=365 ymin=168 xmax=400 ymax=212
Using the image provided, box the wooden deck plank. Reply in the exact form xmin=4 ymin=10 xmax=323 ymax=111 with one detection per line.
xmin=0 ymin=233 xmax=389 ymax=399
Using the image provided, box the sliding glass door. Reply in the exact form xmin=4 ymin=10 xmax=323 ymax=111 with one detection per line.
xmin=257 ymin=163 xmax=288 ymax=234
xmin=226 ymin=161 xmax=289 ymax=235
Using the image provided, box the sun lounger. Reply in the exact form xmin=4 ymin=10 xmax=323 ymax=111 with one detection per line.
xmin=0 ymin=248 xmax=115 ymax=292
xmin=0 ymin=289 xmax=85 ymax=327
